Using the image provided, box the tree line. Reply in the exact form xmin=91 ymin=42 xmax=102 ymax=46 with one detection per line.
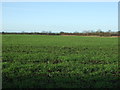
xmin=1 ymin=30 xmax=120 ymax=37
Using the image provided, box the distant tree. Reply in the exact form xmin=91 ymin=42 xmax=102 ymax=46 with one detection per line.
xmin=41 ymin=31 xmax=47 ymax=33
xmin=48 ymin=31 xmax=52 ymax=33
xmin=107 ymin=30 xmax=112 ymax=36
xmin=108 ymin=30 xmax=111 ymax=33
xmin=73 ymin=31 xmax=79 ymax=35
xmin=96 ymin=29 xmax=103 ymax=36
xmin=2 ymin=31 xmax=4 ymax=34
xmin=74 ymin=31 xmax=79 ymax=33
xmin=21 ymin=31 xmax=25 ymax=34
xmin=60 ymin=31 xmax=64 ymax=35
xmin=89 ymin=30 xmax=94 ymax=33
xmin=96 ymin=29 xmax=102 ymax=33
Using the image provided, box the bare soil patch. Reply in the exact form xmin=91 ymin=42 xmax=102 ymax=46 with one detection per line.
xmin=61 ymin=35 xmax=119 ymax=38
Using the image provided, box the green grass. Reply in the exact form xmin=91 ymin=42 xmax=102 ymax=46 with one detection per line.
xmin=2 ymin=35 xmax=119 ymax=88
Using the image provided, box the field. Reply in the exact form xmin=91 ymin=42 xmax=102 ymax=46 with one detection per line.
xmin=2 ymin=35 xmax=119 ymax=88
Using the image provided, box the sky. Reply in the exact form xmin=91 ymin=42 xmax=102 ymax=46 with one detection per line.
xmin=2 ymin=2 xmax=118 ymax=33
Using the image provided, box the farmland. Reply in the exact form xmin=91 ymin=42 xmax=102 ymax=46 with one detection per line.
xmin=2 ymin=35 xmax=119 ymax=88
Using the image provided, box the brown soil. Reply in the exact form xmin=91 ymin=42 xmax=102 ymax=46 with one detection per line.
xmin=61 ymin=35 xmax=119 ymax=38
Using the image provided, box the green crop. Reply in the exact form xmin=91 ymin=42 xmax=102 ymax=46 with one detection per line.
xmin=2 ymin=35 xmax=119 ymax=88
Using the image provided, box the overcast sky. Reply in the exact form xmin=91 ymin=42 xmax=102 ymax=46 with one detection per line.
xmin=3 ymin=2 xmax=118 ymax=33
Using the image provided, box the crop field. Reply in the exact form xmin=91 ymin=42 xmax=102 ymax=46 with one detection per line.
xmin=2 ymin=35 xmax=119 ymax=88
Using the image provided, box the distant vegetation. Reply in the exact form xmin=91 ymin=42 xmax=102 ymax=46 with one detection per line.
xmin=1 ymin=30 xmax=120 ymax=36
